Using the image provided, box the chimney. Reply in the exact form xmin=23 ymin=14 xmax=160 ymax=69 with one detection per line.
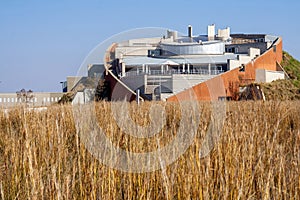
xmin=208 ymin=24 xmax=215 ymax=40
xmin=188 ymin=25 xmax=193 ymax=38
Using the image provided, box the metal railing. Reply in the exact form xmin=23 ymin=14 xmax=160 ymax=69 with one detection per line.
xmin=124 ymin=69 xmax=224 ymax=77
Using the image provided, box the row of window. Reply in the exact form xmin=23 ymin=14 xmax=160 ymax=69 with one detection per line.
xmin=0 ymin=97 xmax=61 ymax=104
xmin=42 ymin=97 xmax=61 ymax=103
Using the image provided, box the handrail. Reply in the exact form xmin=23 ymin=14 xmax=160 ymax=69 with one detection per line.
xmin=124 ymin=69 xmax=224 ymax=77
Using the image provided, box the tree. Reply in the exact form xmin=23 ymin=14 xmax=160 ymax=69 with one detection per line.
xmin=95 ymin=79 xmax=111 ymax=101
xmin=16 ymin=89 xmax=34 ymax=104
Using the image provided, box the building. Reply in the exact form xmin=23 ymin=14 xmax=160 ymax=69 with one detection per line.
xmin=0 ymin=92 xmax=64 ymax=108
xmin=101 ymin=24 xmax=284 ymax=101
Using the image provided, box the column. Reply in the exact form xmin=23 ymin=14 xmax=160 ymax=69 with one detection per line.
xmin=161 ymin=65 xmax=164 ymax=74
xmin=121 ymin=62 xmax=126 ymax=77
xmin=187 ymin=63 xmax=190 ymax=74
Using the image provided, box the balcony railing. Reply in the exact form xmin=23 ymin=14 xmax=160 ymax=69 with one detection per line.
xmin=124 ymin=69 xmax=224 ymax=77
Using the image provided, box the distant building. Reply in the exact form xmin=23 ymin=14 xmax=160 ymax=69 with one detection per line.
xmin=0 ymin=92 xmax=64 ymax=107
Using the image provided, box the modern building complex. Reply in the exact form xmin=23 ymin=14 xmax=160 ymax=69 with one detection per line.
xmin=0 ymin=24 xmax=285 ymax=106
xmin=102 ymin=24 xmax=284 ymax=101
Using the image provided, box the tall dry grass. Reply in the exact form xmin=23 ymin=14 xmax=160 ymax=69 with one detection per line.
xmin=0 ymin=101 xmax=299 ymax=199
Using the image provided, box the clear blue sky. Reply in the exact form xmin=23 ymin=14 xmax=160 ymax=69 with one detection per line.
xmin=0 ymin=0 xmax=299 ymax=92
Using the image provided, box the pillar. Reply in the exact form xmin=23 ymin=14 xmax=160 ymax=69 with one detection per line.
xmin=121 ymin=62 xmax=126 ymax=77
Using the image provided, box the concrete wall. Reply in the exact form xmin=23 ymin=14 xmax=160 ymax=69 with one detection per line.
xmin=217 ymin=27 xmax=230 ymax=40
xmin=71 ymin=89 xmax=95 ymax=105
xmin=160 ymin=42 xmax=225 ymax=56
xmin=115 ymin=46 xmax=157 ymax=58
xmin=0 ymin=92 xmax=64 ymax=107
xmin=167 ymin=37 xmax=283 ymax=101
xmin=115 ymin=37 xmax=173 ymax=58
xmin=121 ymin=74 xmax=147 ymax=93
xmin=207 ymin=24 xmax=215 ymax=40
xmin=226 ymin=42 xmax=267 ymax=54
xmin=255 ymin=69 xmax=285 ymax=83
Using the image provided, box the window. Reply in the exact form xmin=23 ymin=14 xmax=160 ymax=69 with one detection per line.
xmin=0 ymin=98 xmax=2 ymax=103
xmin=273 ymin=45 xmax=277 ymax=53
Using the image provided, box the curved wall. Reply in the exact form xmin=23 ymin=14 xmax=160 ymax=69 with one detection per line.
xmin=160 ymin=42 xmax=225 ymax=56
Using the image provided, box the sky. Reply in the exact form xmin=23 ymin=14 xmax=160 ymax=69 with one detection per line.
xmin=0 ymin=0 xmax=299 ymax=92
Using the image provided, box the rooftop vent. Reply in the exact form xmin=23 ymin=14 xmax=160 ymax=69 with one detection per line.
xmin=188 ymin=25 xmax=193 ymax=38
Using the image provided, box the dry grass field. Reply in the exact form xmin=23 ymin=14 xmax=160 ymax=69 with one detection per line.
xmin=0 ymin=101 xmax=299 ymax=199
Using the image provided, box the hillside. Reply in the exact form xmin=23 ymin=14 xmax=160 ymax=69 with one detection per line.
xmin=240 ymin=51 xmax=300 ymax=101
xmin=281 ymin=51 xmax=300 ymax=87
xmin=260 ymin=79 xmax=300 ymax=100
xmin=260 ymin=51 xmax=300 ymax=100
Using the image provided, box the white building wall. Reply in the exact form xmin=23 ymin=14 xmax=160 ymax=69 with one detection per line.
xmin=115 ymin=37 xmax=173 ymax=58
xmin=255 ymin=69 xmax=285 ymax=83
xmin=71 ymin=89 xmax=95 ymax=105
xmin=207 ymin=24 xmax=215 ymax=40
xmin=160 ymin=42 xmax=225 ymax=55
xmin=72 ymin=92 xmax=84 ymax=105
xmin=115 ymin=46 xmax=157 ymax=58
xmin=217 ymin=27 xmax=230 ymax=40
xmin=0 ymin=92 xmax=64 ymax=108
xmin=228 ymin=48 xmax=261 ymax=70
